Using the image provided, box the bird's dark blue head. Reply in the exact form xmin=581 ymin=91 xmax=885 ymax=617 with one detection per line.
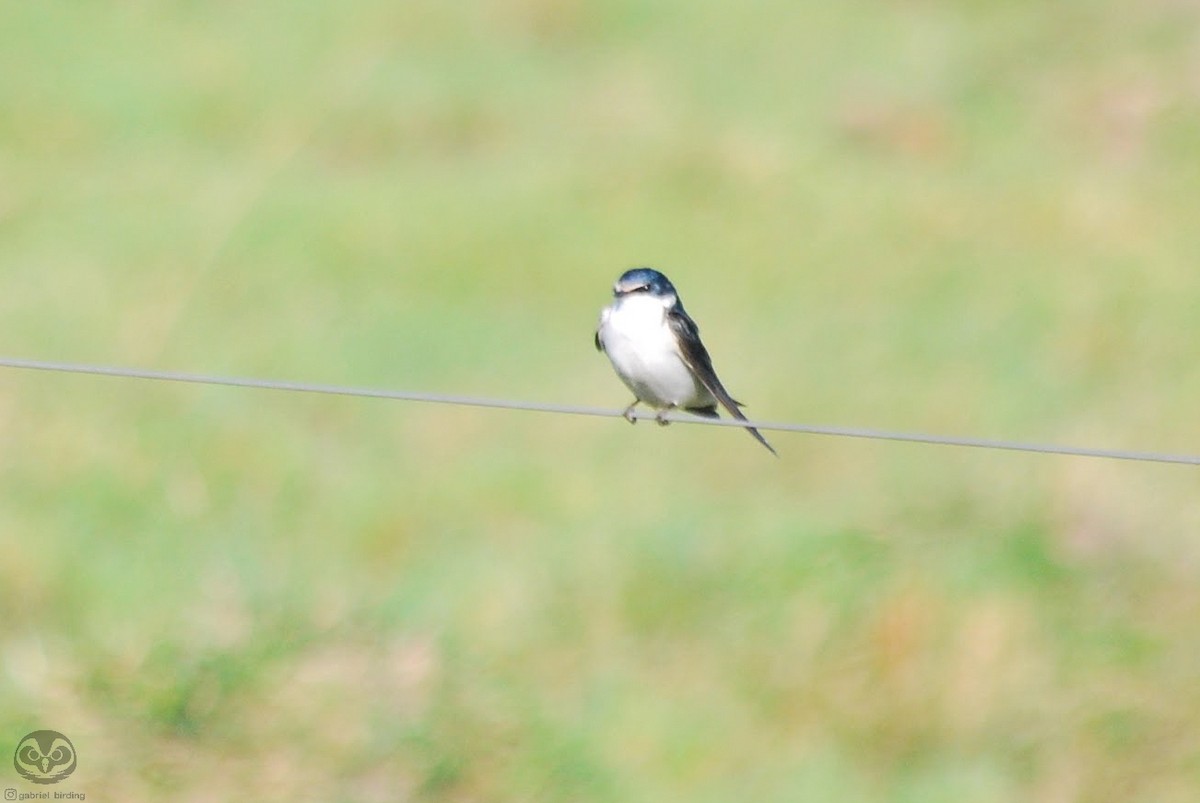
xmin=613 ymin=267 xmax=678 ymax=299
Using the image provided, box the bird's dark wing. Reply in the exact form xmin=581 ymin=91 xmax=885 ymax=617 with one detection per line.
xmin=667 ymin=308 xmax=777 ymax=456
xmin=594 ymin=308 xmax=609 ymax=352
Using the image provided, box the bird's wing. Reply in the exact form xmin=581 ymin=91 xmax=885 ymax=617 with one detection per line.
xmin=594 ymin=308 xmax=609 ymax=352
xmin=667 ymin=307 xmax=777 ymax=456
xmin=666 ymin=308 xmax=741 ymax=413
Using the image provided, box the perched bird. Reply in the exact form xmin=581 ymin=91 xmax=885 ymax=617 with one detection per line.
xmin=594 ymin=267 xmax=776 ymax=455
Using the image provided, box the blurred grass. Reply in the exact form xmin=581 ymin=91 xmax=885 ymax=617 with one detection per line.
xmin=3 ymin=0 xmax=1200 ymax=800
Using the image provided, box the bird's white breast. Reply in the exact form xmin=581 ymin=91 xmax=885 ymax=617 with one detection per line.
xmin=598 ymin=293 xmax=711 ymax=409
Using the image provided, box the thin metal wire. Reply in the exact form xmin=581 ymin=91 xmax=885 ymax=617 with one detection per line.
xmin=1 ymin=356 xmax=1197 ymax=465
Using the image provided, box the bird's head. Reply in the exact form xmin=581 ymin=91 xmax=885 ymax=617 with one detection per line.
xmin=613 ymin=268 xmax=678 ymax=302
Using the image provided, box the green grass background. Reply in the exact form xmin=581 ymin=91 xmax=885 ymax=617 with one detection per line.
xmin=3 ymin=1 xmax=1200 ymax=800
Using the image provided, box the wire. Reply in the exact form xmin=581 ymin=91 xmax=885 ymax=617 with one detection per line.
xmin=1 ymin=355 xmax=1197 ymax=466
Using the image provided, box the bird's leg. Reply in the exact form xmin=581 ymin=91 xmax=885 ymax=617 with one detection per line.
xmin=623 ymin=400 xmax=640 ymax=424
xmin=655 ymin=405 xmax=676 ymax=426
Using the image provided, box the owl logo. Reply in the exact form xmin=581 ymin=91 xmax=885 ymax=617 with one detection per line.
xmin=12 ymin=730 xmax=77 ymax=784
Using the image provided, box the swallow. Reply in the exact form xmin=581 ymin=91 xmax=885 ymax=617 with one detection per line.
xmin=595 ymin=267 xmax=776 ymax=455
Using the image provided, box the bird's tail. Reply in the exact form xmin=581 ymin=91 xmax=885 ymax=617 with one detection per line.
xmin=728 ymin=404 xmax=777 ymax=456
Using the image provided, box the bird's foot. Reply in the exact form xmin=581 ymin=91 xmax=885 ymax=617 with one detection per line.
xmin=623 ymin=402 xmax=639 ymax=424
xmin=655 ymin=408 xmax=673 ymax=427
